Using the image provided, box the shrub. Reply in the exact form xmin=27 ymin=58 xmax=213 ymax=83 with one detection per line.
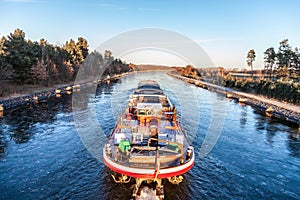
xmin=223 ymin=77 xmax=299 ymax=104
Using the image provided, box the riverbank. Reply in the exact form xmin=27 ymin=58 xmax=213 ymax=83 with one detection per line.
xmin=0 ymin=73 xmax=126 ymax=112
xmin=167 ymin=71 xmax=300 ymax=125
xmin=1 ymin=70 xmax=300 ymax=126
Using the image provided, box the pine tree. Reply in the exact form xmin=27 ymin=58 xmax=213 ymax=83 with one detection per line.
xmin=76 ymin=37 xmax=89 ymax=63
xmin=264 ymin=47 xmax=276 ymax=79
xmin=247 ymin=49 xmax=256 ymax=79
xmin=3 ymin=28 xmax=38 ymax=82
xmin=0 ymin=36 xmax=6 ymax=56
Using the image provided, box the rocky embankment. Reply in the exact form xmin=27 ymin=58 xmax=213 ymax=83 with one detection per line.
xmin=0 ymin=84 xmax=73 ymax=110
xmin=0 ymin=74 xmax=125 ymax=112
xmin=1 ymin=70 xmax=299 ymax=126
xmin=167 ymin=71 xmax=300 ymax=125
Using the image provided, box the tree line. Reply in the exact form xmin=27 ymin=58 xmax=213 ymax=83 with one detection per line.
xmin=0 ymin=28 xmax=130 ymax=86
xmin=222 ymin=39 xmax=300 ymax=103
xmin=247 ymin=39 xmax=300 ymax=80
xmin=264 ymin=39 xmax=300 ymax=80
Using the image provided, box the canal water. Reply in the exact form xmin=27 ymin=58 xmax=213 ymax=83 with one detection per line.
xmin=0 ymin=72 xmax=299 ymax=199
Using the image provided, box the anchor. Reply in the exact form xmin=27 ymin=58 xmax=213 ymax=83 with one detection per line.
xmin=111 ymin=174 xmax=131 ymax=184
xmin=168 ymin=175 xmax=183 ymax=185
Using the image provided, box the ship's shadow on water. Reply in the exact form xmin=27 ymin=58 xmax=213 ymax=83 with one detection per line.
xmin=0 ymin=72 xmax=300 ymax=199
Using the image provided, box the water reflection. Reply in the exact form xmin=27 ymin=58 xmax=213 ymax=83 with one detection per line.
xmin=0 ymin=72 xmax=299 ymax=199
xmin=72 ymin=87 xmax=91 ymax=110
xmin=288 ymin=132 xmax=300 ymax=158
xmin=252 ymin=110 xmax=300 ymax=157
xmin=255 ymin=113 xmax=266 ymax=131
xmin=0 ymin=129 xmax=6 ymax=155
xmin=239 ymin=106 xmax=248 ymax=127
xmin=1 ymin=95 xmax=72 ymax=148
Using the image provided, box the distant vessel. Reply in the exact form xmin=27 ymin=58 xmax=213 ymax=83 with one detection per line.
xmin=103 ymin=80 xmax=194 ymax=199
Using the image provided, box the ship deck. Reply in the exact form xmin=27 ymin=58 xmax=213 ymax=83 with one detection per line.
xmin=103 ymin=80 xmax=194 ymax=179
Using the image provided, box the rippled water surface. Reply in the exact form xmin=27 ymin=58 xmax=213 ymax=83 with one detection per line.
xmin=1 ymin=72 xmax=300 ymax=199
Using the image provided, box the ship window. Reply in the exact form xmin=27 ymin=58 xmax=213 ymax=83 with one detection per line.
xmin=138 ymin=110 xmax=145 ymax=115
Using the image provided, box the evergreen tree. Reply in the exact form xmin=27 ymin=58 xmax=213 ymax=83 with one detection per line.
xmin=247 ymin=49 xmax=256 ymax=79
xmin=0 ymin=36 xmax=14 ymax=80
xmin=276 ymin=39 xmax=299 ymax=79
xmin=0 ymin=36 xmax=6 ymax=56
xmin=63 ymin=38 xmax=88 ymax=65
xmin=65 ymin=39 xmax=76 ymax=62
xmin=264 ymin=47 xmax=276 ymax=79
xmin=80 ymin=50 xmax=103 ymax=80
xmin=3 ymin=28 xmax=38 ymax=82
xmin=277 ymin=39 xmax=292 ymax=70
xmin=76 ymin=37 xmax=89 ymax=63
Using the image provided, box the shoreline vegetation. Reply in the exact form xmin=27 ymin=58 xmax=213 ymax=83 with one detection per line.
xmin=0 ymin=28 xmax=131 ymax=98
xmin=175 ymin=66 xmax=300 ymax=104
xmin=0 ymin=66 xmax=299 ymax=128
xmin=0 ymin=65 xmax=168 ymax=111
xmin=169 ymin=66 xmax=300 ymax=126
xmin=0 ymin=28 xmax=299 ymax=125
xmin=0 ymin=73 xmax=126 ymax=111
xmin=1 ymin=68 xmax=299 ymax=126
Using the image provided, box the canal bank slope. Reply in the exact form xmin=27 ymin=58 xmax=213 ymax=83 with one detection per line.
xmin=167 ymin=71 xmax=300 ymax=126
xmin=0 ymin=65 xmax=172 ymax=111
xmin=0 ymin=74 xmax=125 ymax=111
xmin=1 ymin=69 xmax=299 ymax=126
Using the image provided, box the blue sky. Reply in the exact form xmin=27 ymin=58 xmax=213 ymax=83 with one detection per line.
xmin=1 ymin=0 xmax=300 ymax=69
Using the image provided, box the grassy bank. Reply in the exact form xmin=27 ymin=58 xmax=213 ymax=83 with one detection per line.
xmin=223 ymin=75 xmax=300 ymax=104
xmin=168 ymin=70 xmax=300 ymax=125
xmin=0 ymin=80 xmax=75 ymax=100
xmin=0 ymin=72 xmax=128 ymax=111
